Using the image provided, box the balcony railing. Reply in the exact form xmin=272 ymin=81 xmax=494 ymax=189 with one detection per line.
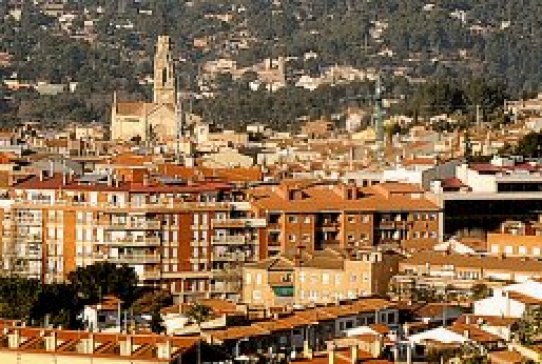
xmin=100 ymin=236 xmax=161 ymax=247
xmin=212 ymin=218 xmax=267 ymax=229
xmin=94 ymin=253 xmax=160 ymax=264
xmin=102 ymin=221 xmax=162 ymax=230
xmin=211 ymin=235 xmax=247 ymax=245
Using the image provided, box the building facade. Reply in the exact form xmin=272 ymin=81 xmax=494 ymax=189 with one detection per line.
xmin=249 ymin=181 xmax=441 ymax=259
xmin=1 ymin=170 xmax=264 ymax=302
xmin=242 ymin=248 xmax=401 ymax=308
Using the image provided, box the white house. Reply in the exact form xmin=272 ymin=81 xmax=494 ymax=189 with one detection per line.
xmin=474 ymin=280 xmax=542 ymax=318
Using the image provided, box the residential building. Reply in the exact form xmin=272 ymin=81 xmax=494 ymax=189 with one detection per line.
xmin=392 ymin=252 xmax=542 ymax=298
xmin=242 ymin=248 xmax=401 ymax=307
xmin=474 ymin=279 xmax=542 ymax=318
xmin=250 ymin=180 xmax=441 ymax=258
xmin=487 ymin=219 xmax=542 ymax=257
xmin=0 ymin=169 xmax=264 ymax=302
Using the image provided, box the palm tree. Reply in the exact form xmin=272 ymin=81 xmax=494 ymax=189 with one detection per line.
xmin=185 ymin=303 xmax=212 ymax=364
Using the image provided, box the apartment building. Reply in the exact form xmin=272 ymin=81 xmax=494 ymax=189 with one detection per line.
xmin=392 ymin=251 xmax=542 ymax=298
xmin=487 ymin=219 xmax=542 ymax=257
xmin=242 ymin=248 xmax=401 ymax=308
xmin=250 ymin=180 xmax=441 ymax=258
xmin=0 ymin=169 xmax=265 ymax=302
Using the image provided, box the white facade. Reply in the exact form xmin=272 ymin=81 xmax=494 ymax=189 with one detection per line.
xmin=474 ymin=294 xmax=526 ymax=318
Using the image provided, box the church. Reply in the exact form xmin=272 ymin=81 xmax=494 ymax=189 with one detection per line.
xmin=110 ymin=36 xmax=178 ymax=142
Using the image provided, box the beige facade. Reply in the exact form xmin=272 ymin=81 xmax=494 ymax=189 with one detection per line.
xmin=111 ymin=36 xmax=177 ymax=142
xmin=242 ymin=249 xmax=400 ymax=308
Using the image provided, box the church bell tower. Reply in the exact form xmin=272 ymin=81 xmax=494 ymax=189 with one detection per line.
xmin=153 ymin=36 xmax=176 ymax=105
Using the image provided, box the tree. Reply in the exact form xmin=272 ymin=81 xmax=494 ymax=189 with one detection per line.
xmin=514 ymin=132 xmax=542 ymax=158
xmin=185 ymin=303 xmax=213 ymax=364
xmin=67 ymin=262 xmax=138 ymax=305
xmin=470 ymin=283 xmax=491 ymax=300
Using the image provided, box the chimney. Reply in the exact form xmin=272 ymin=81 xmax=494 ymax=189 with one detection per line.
xmin=157 ymin=340 xmax=172 ymax=360
xmin=303 ymin=339 xmax=313 ymax=359
xmin=7 ymin=329 xmax=20 ymax=349
xmin=350 ymin=344 xmax=358 ymax=364
xmin=328 ymin=342 xmax=336 ymax=364
xmin=45 ymin=331 xmax=57 ymax=352
xmin=120 ymin=336 xmax=133 ymax=356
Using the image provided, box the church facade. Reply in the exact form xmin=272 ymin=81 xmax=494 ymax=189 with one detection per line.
xmin=110 ymin=36 xmax=178 ymax=142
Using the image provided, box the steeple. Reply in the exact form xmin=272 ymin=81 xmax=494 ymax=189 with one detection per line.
xmin=153 ymin=36 xmax=176 ymax=105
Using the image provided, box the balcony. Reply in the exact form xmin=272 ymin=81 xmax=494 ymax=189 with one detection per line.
xmin=16 ymin=219 xmax=42 ymax=226
xmin=379 ymin=221 xmax=410 ymax=230
xmin=103 ymin=221 xmax=161 ymax=230
xmin=211 ymin=235 xmax=247 ymax=245
xmin=318 ymin=221 xmax=340 ymax=230
xmin=18 ymin=251 xmax=42 ymax=260
xmin=212 ymin=218 xmax=267 ymax=229
xmin=211 ymin=252 xmax=243 ymax=262
xmin=140 ymin=270 xmax=162 ymax=280
xmin=95 ymin=253 xmax=160 ymax=264
xmin=102 ymin=236 xmax=161 ymax=247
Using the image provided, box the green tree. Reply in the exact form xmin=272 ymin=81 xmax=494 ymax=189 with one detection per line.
xmin=67 ymin=262 xmax=138 ymax=306
xmin=186 ymin=303 xmax=212 ymax=364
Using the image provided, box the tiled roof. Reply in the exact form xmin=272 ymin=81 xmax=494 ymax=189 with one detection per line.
xmin=449 ymin=323 xmax=503 ymax=344
xmin=401 ymin=251 xmax=542 ymax=273
xmin=251 ymin=182 xmax=438 ymax=213
xmin=455 ymin=314 xmax=519 ymax=327
xmin=488 ymin=350 xmax=523 ymax=364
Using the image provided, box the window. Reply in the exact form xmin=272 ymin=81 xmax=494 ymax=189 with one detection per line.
xmin=348 ymin=234 xmax=354 ymax=241
xmin=252 ymin=290 xmax=262 ymax=300
xmin=491 ymin=245 xmax=500 ymax=254
xmin=193 ymin=214 xmax=199 ymax=225
xmin=533 ymin=247 xmax=541 ymax=256
xmin=322 ymin=273 xmax=329 ymax=285
xmin=256 ymin=273 xmax=262 ymax=285
xmin=202 ymin=213 xmax=208 ymax=225
xmin=519 ymin=246 xmax=527 ymax=256
xmin=304 ymin=216 xmax=311 ymax=224
xmin=303 ymin=234 xmax=310 ymax=242
xmin=289 ymin=234 xmax=296 ymax=242
xmin=504 ymin=246 xmax=513 ymax=255
xmin=335 ymin=274 xmax=341 ymax=285
xmin=246 ymin=273 xmax=252 ymax=284
xmin=348 ymin=215 xmax=356 ymax=223
xmin=299 ymin=272 xmax=306 ymax=283
xmin=361 ymin=215 xmax=370 ymax=223
xmin=288 ymin=216 xmax=298 ymax=224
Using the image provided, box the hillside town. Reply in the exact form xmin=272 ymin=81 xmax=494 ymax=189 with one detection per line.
xmin=3 ymin=1 xmax=542 ymax=364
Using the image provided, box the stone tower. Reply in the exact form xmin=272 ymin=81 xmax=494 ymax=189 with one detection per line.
xmin=153 ymin=35 xmax=176 ymax=105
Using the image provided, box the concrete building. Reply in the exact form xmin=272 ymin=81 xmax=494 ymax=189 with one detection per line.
xmin=250 ymin=180 xmax=441 ymax=258
xmin=242 ymin=248 xmax=401 ymax=307
xmin=0 ymin=168 xmax=264 ymax=303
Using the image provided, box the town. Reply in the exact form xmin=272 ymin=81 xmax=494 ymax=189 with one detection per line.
xmin=1 ymin=1 xmax=542 ymax=364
